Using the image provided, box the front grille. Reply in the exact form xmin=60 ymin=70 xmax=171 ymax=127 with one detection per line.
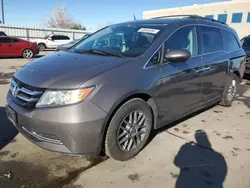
xmin=9 ymin=78 xmax=44 ymax=109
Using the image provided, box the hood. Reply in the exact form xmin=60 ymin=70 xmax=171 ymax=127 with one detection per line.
xmin=14 ymin=51 xmax=132 ymax=89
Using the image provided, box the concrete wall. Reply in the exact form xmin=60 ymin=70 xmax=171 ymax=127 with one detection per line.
xmin=0 ymin=24 xmax=91 ymax=41
xmin=143 ymin=0 xmax=250 ymax=39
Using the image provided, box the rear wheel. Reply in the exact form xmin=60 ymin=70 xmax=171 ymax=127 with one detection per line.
xmin=105 ymin=98 xmax=153 ymax=161
xmin=220 ymin=73 xmax=239 ymax=107
xmin=38 ymin=43 xmax=46 ymax=51
xmin=22 ymin=49 xmax=34 ymax=59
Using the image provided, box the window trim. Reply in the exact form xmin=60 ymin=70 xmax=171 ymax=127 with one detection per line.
xmin=231 ymin=12 xmax=243 ymax=23
xmin=143 ymin=23 xmax=234 ymax=69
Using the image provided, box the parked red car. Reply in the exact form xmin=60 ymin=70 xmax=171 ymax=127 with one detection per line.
xmin=0 ymin=36 xmax=39 ymax=58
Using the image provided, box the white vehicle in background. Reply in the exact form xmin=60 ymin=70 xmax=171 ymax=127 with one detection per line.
xmin=32 ymin=34 xmax=72 ymax=51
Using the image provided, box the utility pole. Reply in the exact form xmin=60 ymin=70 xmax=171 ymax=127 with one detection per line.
xmin=1 ymin=0 xmax=4 ymax=24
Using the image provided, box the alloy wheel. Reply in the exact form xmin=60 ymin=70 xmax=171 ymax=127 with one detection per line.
xmin=117 ymin=110 xmax=149 ymax=152
xmin=38 ymin=44 xmax=45 ymax=51
xmin=23 ymin=49 xmax=33 ymax=58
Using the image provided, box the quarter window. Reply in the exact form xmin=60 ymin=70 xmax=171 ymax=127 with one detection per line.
xmin=12 ymin=39 xmax=19 ymax=43
xmin=61 ymin=36 xmax=70 ymax=40
xmin=201 ymin=26 xmax=223 ymax=54
xmin=149 ymin=49 xmax=162 ymax=65
xmin=164 ymin=26 xmax=197 ymax=60
xmin=222 ymin=30 xmax=240 ymax=51
xmin=231 ymin=13 xmax=243 ymax=23
xmin=218 ymin=14 xmax=228 ymax=23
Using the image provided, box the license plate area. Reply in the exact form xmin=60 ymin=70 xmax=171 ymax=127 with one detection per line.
xmin=6 ymin=106 xmax=17 ymax=126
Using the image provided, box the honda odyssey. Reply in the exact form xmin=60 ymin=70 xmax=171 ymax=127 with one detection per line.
xmin=6 ymin=15 xmax=246 ymax=161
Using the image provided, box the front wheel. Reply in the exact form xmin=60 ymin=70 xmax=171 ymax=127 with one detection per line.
xmin=22 ymin=49 xmax=34 ymax=59
xmin=105 ymin=98 xmax=153 ymax=161
xmin=38 ymin=43 xmax=46 ymax=51
xmin=220 ymin=73 xmax=239 ymax=107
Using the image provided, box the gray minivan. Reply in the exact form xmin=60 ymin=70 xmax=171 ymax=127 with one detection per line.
xmin=6 ymin=16 xmax=246 ymax=161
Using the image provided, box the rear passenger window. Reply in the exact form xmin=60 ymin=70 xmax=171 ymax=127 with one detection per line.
xmin=165 ymin=26 xmax=197 ymax=58
xmin=201 ymin=26 xmax=223 ymax=53
xmin=222 ymin=30 xmax=240 ymax=51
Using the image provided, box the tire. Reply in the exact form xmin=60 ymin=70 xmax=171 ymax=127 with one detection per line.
xmin=38 ymin=43 xmax=46 ymax=51
xmin=105 ymin=98 xmax=153 ymax=161
xmin=22 ymin=49 xmax=34 ymax=59
xmin=220 ymin=73 xmax=239 ymax=107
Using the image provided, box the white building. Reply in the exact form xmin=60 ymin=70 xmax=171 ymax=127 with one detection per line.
xmin=143 ymin=0 xmax=250 ymax=39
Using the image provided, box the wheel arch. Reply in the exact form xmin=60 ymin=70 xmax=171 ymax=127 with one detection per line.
xmin=98 ymin=92 xmax=158 ymax=154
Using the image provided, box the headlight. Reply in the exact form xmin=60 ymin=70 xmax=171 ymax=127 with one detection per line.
xmin=36 ymin=87 xmax=94 ymax=107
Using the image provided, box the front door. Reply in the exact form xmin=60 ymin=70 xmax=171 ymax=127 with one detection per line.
xmin=155 ymin=25 xmax=202 ymax=127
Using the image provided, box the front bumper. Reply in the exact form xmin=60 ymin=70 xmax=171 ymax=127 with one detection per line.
xmin=6 ymin=94 xmax=108 ymax=155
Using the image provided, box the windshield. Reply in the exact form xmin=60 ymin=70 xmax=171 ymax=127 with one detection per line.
xmin=74 ymin=23 xmax=166 ymax=58
xmin=241 ymin=37 xmax=250 ymax=49
xmin=43 ymin=35 xmax=50 ymax=39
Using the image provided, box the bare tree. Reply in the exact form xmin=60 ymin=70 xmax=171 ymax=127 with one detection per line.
xmin=71 ymin=23 xmax=86 ymax=30
xmin=46 ymin=5 xmax=74 ymax=29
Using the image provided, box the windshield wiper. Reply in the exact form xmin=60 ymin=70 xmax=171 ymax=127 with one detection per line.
xmin=74 ymin=49 xmax=125 ymax=58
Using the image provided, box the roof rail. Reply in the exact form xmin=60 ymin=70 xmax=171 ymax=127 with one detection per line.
xmin=151 ymin=15 xmax=227 ymax=25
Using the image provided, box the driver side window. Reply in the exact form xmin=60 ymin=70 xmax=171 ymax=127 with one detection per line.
xmin=164 ymin=26 xmax=197 ymax=62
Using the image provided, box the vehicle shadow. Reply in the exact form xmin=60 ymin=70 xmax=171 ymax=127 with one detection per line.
xmin=0 ymin=55 xmax=44 ymax=59
xmin=174 ymin=130 xmax=227 ymax=188
xmin=235 ymin=82 xmax=250 ymax=109
xmin=0 ymin=107 xmax=18 ymax=150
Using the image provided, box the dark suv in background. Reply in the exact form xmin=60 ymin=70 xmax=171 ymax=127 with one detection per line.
xmin=241 ymin=36 xmax=250 ymax=76
xmin=6 ymin=15 xmax=246 ymax=161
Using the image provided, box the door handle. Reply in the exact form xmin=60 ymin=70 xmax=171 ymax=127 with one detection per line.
xmin=201 ymin=67 xmax=211 ymax=71
xmin=8 ymin=44 xmax=12 ymax=47
xmin=195 ymin=66 xmax=212 ymax=73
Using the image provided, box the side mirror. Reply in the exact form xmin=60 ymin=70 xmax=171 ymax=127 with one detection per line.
xmin=165 ymin=49 xmax=191 ymax=63
xmin=48 ymin=38 xmax=52 ymax=41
